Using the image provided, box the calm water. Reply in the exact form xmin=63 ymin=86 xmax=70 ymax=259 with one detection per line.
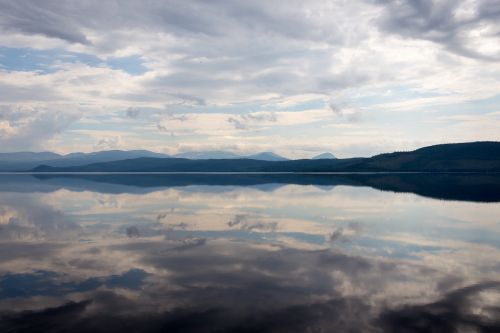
xmin=0 ymin=174 xmax=499 ymax=332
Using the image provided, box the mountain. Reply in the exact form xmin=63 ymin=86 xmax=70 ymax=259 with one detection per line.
xmin=173 ymin=151 xmax=241 ymax=159
xmin=0 ymin=152 xmax=62 ymax=171
xmin=343 ymin=141 xmax=500 ymax=172
xmin=31 ymin=157 xmax=361 ymax=173
xmin=0 ymin=149 xmax=286 ymax=171
xmin=30 ymin=142 xmax=500 ymax=173
xmin=312 ymin=153 xmax=336 ymax=160
xmin=44 ymin=150 xmax=169 ymax=168
xmin=173 ymin=151 xmax=288 ymax=161
xmin=0 ymin=150 xmax=169 ymax=171
xmin=245 ymin=152 xmax=288 ymax=161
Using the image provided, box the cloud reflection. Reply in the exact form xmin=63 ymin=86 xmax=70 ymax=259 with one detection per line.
xmin=0 ymin=177 xmax=498 ymax=332
xmin=0 ymin=238 xmax=498 ymax=332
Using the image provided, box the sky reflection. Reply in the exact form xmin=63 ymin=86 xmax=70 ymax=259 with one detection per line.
xmin=0 ymin=175 xmax=499 ymax=332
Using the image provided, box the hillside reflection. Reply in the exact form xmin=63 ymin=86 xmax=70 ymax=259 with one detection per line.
xmin=23 ymin=173 xmax=500 ymax=202
xmin=0 ymin=175 xmax=499 ymax=332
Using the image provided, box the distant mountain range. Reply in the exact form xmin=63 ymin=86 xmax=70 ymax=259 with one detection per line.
xmin=0 ymin=150 xmax=289 ymax=171
xmin=172 ymin=151 xmax=288 ymax=161
xmin=25 ymin=142 xmax=500 ymax=173
xmin=312 ymin=152 xmax=336 ymax=159
xmin=0 ymin=150 xmax=169 ymax=171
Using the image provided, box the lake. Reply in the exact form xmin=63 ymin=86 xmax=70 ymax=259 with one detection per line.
xmin=0 ymin=174 xmax=499 ymax=332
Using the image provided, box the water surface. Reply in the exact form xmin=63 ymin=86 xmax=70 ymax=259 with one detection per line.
xmin=0 ymin=174 xmax=499 ymax=332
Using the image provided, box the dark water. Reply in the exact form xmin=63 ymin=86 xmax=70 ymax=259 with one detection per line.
xmin=0 ymin=174 xmax=499 ymax=332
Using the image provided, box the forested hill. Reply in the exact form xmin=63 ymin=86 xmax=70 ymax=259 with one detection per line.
xmin=31 ymin=142 xmax=500 ymax=173
xmin=341 ymin=141 xmax=500 ymax=172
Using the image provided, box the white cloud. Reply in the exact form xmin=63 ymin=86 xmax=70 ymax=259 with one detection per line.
xmin=0 ymin=0 xmax=498 ymax=154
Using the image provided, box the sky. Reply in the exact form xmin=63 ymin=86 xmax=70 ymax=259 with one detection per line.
xmin=0 ymin=0 xmax=499 ymax=158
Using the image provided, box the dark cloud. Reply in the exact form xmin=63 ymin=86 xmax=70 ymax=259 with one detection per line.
xmin=0 ymin=297 xmax=379 ymax=333
xmin=378 ymin=281 xmax=500 ymax=333
xmin=157 ymin=209 xmax=177 ymax=222
xmin=0 ymin=185 xmax=497 ymax=332
xmin=94 ymin=137 xmax=122 ymax=151
xmin=125 ymin=107 xmax=141 ymax=119
xmin=0 ymin=1 xmax=91 ymax=45
xmin=0 ymin=0 xmax=346 ymax=46
xmin=156 ymin=123 xmax=168 ymax=132
xmin=227 ymin=117 xmax=247 ymax=130
xmin=226 ymin=213 xmax=278 ymax=231
xmin=227 ymin=112 xmax=278 ymax=131
xmin=329 ymin=102 xmax=343 ymax=116
xmin=328 ymin=102 xmax=364 ymax=123
xmin=329 ymin=228 xmax=347 ymax=243
xmin=373 ymin=0 xmax=500 ymax=61
xmin=0 ymin=239 xmax=382 ymax=331
xmin=242 ymin=113 xmax=277 ymax=123
xmin=227 ymin=214 xmax=248 ymax=227
xmin=0 ymin=300 xmax=92 ymax=333
xmin=126 ymin=226 xmax=141 ymax=238
xmin=171 ymin=237 xmax=207 ymax=251
xmin=2 ymin=234 xmax=496 ymax=333
xmin=156 ymin=212 xmax=168 ymax=222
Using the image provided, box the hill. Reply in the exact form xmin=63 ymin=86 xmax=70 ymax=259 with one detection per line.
xmin=29 ymin=142 xmax=500 ymax=173
xmin=32 ymin=157 xmax=362 ymax=173
xmin=173 ymin=151 xmax=241 ymax=159
xmin=173 ymin=151 xmax=288 ymax=161
xmin=0 ymin=150 xmax=292 ymax=171
xmin=343 ymin=141 xmax=500 ymax=172
xmin=245 ymin=152 xmax=288 ymax=161
xmin=312 ymin=153 xmax=336 ymax=160
xmin=0 ymin=150 xmax=169 ymax=171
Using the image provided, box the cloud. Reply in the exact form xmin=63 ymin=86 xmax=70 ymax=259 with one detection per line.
xmin=227 ymin=214 xmax=277 ymax=232
xmin=0 ymin=193 xmax=81 ymax=241
xmin=328 ymin=222 xmax=364 ymax=244
xmin=0 ymin=1 xmax=91 ymax=45
xmin=0 ymin=105 xmax=80 ymax=151
xmin=378 ymin=281 xmax=500 ymax=333
xmin=373 ymin=0 xmax=500 ymax=61
xmin=155 ymin=109 xmax=332 ymax=137
xmin=0 ymin=179 xmax=499 ymax=331
xmin=126 ymin=226 xmax=141 ymax=238
xmin=0 ymin=0 xmax=499 ymax=154
xmin=157 ymin=212 xmax=169 ymax=222
xmin=227 ymin=214 xmax=248 ymax=227
xmin=328 ymin=102 xmax=364 ymax=123
xmin=233 ymin=111 xmax=281 ymax=129
xmin=329 ymin=102 xmax=343 ymax=116
xmin=227 ymin=117 xmax=247 ymax=130
xmin=125 ymin=107 xmax=141 ymax=119
xmin=3 ymin=236 xmax=496 ymax=332
xmin=94 ymin=136 xmax=123 ymax=151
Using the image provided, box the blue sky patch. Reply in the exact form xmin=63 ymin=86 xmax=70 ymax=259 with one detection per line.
xmin=0 ymin=47 xmax=147 ymax=75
